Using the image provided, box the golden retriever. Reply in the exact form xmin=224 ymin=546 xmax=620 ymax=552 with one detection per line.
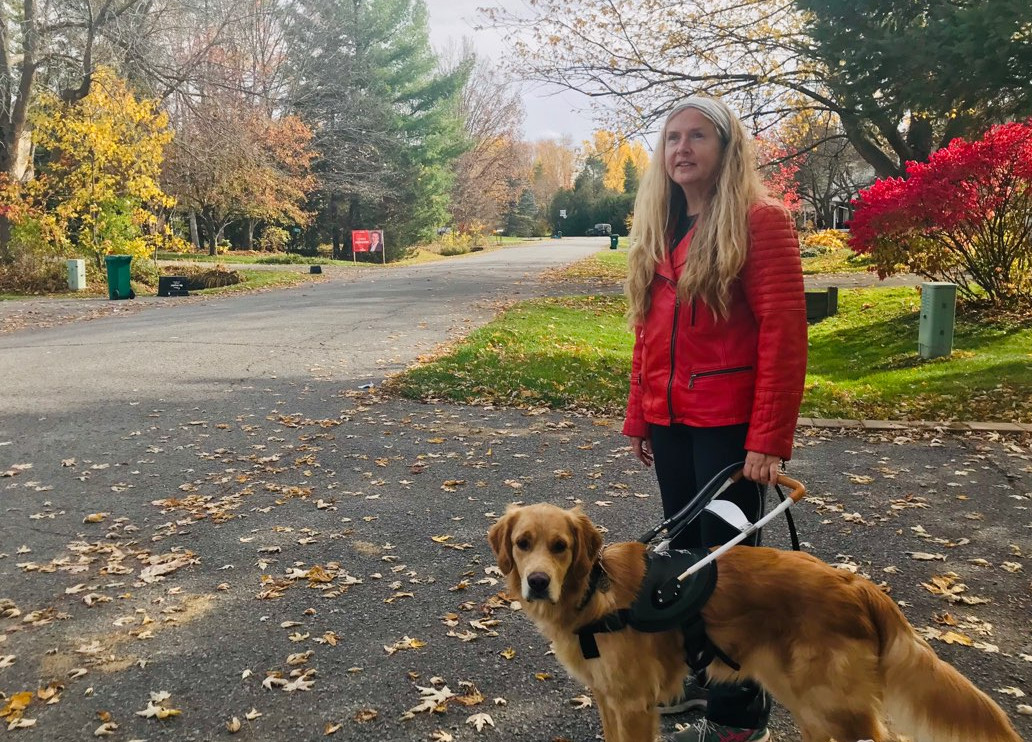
xmin=488 ymin=503 xmax=1023 ymax=742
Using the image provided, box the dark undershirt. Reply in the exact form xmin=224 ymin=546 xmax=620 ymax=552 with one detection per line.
xmin=671 ymin=212 xmax=699 ymax=250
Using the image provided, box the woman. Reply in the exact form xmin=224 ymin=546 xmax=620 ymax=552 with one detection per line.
xmin=622 ymin=96 xmax=807 ymax=742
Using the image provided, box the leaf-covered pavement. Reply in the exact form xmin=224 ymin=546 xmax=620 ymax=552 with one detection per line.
xmin=1 ymin=385 xmax=1030 ymax=741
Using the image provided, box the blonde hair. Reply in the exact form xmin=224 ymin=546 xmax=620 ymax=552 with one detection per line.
xmin=625 ymin=96 xmax=769 ymax=326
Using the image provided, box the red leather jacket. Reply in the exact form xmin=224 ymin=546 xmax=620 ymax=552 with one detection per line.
xmin=622 ymin=202 xmax=807 ymax=461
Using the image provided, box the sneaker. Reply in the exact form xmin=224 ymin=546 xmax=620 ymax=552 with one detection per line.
xmin=658 ymin=677 xmax=708 ymax=715
xmin=672 ymin=719 xmax=770 ymax=742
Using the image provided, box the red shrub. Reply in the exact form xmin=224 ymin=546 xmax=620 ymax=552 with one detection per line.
xmin=850 ymin=120 xmax=1032 ymax=304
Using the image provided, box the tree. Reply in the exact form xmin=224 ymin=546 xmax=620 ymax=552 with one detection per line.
xmin=31 ymin=67 xmax=174 ymax=265
xmin=849 ymin=121 xmax=1032 ymax=306
xmin=442 ymin=42 xmax=525 ymax=232
xmin=582 ymin=130 xmax=649 ymax=194
xmin=777 ymin=109 xmax=874 ymax=229
xmin=528 ymin=136 xmax=579 ymax=229
xmin=164 ymin=101 xmax=316 ymax=254
xmin=286 ymin=0 xmax=469 ymax=259
xmin=482 ymin=0 xmax=1032 ymax=178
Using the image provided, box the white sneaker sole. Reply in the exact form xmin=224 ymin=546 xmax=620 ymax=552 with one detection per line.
xmin=658 ymin=697 xmax=708 ymax=715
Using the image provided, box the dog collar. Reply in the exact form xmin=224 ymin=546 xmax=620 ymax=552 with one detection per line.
xmin=575 ymin=556 xmax=611 ymax=612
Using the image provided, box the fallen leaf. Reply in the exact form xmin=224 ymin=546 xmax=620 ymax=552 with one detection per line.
xmin=94 ymin=721 xmax=119 ymax=736
xmin=466 ymin=712 xmax=494 ymax=731
xmin=227 ymin=717 xmax=241 ymax=733
xmin=571 ymin=694 xmax=593 ymax=708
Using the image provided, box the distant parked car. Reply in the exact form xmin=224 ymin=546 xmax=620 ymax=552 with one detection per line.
xmin=585 ymin=223 xmax=612 ymax=236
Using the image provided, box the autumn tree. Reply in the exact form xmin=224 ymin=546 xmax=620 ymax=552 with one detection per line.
xmin=164 ymin=102 xmax=315 ymax=255
xmin=527 ymin=137 xmax=579 ymax=229
xmin=442 ymin=42 xmax=525 ymax=233
xmin=778 ymin=109 xmax=873 ymax=228
xmin=582 ymin=130 xmax=648 ymax=193
xmin=30 ymin=67 xmax=174 ymax=266
xmin=482 ymin=0 xmax=1032 ymax=178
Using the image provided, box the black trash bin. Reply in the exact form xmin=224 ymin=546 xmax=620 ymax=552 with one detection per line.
xmin=104 ymin=255 xmax=135 ymax=300
xmin=610 ymin=234 xmax=619 ymax=250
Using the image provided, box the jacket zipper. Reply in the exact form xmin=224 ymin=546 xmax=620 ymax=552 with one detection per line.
xmin=667 ymin=297 xmax=680 ymax=419
xmin=688 ymin=366 xmax=753 ymax=389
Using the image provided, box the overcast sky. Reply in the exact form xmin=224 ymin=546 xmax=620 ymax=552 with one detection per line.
xmin=423 ymin=0 xmax=598 ymax=143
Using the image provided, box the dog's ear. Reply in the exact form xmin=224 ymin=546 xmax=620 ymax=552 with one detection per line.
xmin=488 ymin=506 xmax=519 ymax=574
xmin=566 ymin=507 xmax=603 ymax=588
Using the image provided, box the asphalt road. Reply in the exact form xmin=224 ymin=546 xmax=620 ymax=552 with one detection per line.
xmin=1 ymin=240 xmax=1030 ymax=742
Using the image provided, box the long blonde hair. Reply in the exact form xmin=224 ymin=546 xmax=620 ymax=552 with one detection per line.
xmin=625 ymin=96 xmax=768 ymax=326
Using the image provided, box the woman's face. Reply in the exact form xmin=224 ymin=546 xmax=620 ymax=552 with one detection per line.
xmin=663 ymin=108 xmax=724 ymax=198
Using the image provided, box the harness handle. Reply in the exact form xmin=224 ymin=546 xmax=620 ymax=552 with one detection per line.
xmin=675 ymin=474 xmax=808 ymax=582
xmin=768 ymin=473 xmax=805 ymax=503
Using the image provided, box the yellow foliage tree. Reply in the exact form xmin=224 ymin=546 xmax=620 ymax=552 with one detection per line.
xmin=582 ymin=130 xmax=648 ymax=192
xmin=32 ymin=67 xmax=176 ymax=265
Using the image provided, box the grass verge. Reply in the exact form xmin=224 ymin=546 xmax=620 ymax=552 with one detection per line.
xmin=387 ymin=287 xmax=1032 ymax=423
xmin=542 ymin=246 xmax=876 ymax=286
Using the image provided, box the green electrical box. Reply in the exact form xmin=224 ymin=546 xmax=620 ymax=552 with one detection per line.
xmin=918 ymin=282 xmax=957 ymax=359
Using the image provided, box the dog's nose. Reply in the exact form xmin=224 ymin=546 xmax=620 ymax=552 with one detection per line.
xmin=526 ymin=572 xmax=551 ymax=597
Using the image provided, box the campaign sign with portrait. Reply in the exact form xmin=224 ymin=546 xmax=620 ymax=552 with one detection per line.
xmin=352 ymin=230 xmax=384 ymax=253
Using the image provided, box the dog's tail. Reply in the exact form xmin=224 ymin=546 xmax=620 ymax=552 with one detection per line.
xmin=865 ymin=582 xmax=1022 ymax=742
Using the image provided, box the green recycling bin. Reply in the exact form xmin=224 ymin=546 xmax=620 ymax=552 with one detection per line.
xmin=104 ymin=255 xmax=135 ymax=300
xmin=610 ymin=234 xmax=619 ymax=249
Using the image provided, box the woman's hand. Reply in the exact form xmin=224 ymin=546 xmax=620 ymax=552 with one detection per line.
xmin=743 ymin=451 xmax=781 ymax=485
xmin=630 ymin=436 xmax=654 ymax=467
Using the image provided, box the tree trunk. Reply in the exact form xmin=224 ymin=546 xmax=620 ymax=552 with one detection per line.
xmin=189 ymin=211 xmax=200 ymax=250
xmin=244 ymin=218 xmax=254 ymax=250
xmin=329 ymin=195 xmax=340 ymax=258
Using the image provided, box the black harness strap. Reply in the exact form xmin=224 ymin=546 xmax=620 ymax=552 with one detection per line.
xmin=573 ymin=549 xmax=739 ymax=672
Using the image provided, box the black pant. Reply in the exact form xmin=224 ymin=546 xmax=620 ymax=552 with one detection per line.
xmin=649 ymin=422 xmax=771 ymax=730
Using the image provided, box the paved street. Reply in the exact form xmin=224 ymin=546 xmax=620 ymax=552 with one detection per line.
xmin=1 ymin=241 xmax=1029 ymax=741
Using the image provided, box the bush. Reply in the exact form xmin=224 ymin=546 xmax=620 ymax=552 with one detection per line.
xmin=437 ymin=230 xmax=473 ymax=256
xmin=256 ymin=253 xmax=308 ymax=264
xmin=850 ymin=120 xmax=1032 ymax=305
xmin=0 ymin=255 xmax=69 ymax=294
xmin=258 ymin=226 xmax=290 ymax=252
xmin=164 ymin=264 xmax=242 ymax=289
xmin=800 ymin=229 xmax=849 ymax=254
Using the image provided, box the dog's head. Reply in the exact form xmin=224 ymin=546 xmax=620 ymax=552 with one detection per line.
xmin=488 ymin=503 xmax=602 ymax=604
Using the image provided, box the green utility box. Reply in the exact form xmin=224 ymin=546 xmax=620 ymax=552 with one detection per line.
xmin=610 ymin=235 xmax=619 ymax=249
xmin=104 ymin=255 xmax=135 ymax=300
xmin=918 ymin=282 xmax=956 ymax=359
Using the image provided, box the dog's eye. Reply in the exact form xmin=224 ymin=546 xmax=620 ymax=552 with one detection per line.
xmin=550 ymin=540 xmax=568 ymax=554
xmin=515 ymin=537 xmax=531 ymax=551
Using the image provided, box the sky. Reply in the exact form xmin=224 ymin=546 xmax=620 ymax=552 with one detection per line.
xmin=423 ymin=0 xmax=599 ymax=144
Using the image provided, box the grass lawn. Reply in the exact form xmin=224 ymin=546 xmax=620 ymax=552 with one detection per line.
xmin=387 ymin=287 xmax=1032 ymax=423
xmin=543 ymin=245 xmax=874 ymax=284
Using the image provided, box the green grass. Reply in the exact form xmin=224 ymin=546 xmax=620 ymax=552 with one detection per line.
xmin=386 ymin=295 xmax=631 ymax=414
xmin=388 ymin=288 xmax=1032 ymax=423
xmin=801 ymin=247 xmax=875 ymax=275
xmin=545 ymin=246 xmax=875 ymax=285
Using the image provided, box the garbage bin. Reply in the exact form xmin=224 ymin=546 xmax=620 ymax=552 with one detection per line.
xmin=610 ymin=234 xmax=619 ymax=250
xmin=104 ymin=255 xmax=135 ymax=300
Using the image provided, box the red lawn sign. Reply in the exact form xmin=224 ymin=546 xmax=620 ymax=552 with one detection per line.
xmin=351 ymin=230 xmax=385 ymax=263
